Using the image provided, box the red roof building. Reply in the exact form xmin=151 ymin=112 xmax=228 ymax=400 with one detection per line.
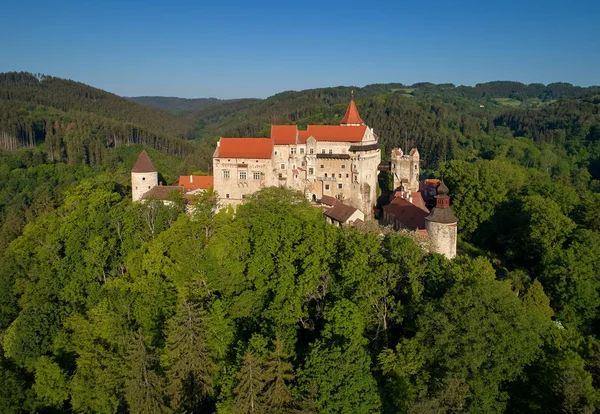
xmin=216 ymin=138 xmax=274 ymax=159
xmin=178 ymin=175 xmax=214 ymax=193
xmin=271 ymin=125 xmax=298 ymax=145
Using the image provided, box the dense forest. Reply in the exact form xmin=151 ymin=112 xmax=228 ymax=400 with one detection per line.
xmin=1 ymin=72 xmax=600 ymax=413
xmin=128 ymin=96 xmax=258 ymax=114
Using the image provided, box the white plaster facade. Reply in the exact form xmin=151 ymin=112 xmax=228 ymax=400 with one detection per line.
xmin=132 ymin=171 xmax=158 ymax=202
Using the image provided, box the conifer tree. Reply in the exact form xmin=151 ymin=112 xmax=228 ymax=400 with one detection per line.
xmin=164 ymin=300 xmax=216 ymax=413
xmin=125 ymin=331 xmax=170 ymax=414
xmin=261 ymin=339 xmax=296 ymax=413
xmin=233 ymin=349 xmax=265 ymax=414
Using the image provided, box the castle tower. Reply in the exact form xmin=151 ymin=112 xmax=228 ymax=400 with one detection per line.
xmin=425 ymin=181 xmax=458 ymax=259
xmin=340 ymin=100 xmax=365 ymax=126
xmin=390 ymin=147 xmax=420 ymax=192
xmin=131 ymin=150 xmax=158 ymax=201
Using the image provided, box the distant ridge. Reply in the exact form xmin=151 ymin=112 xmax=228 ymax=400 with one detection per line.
xmin=128 ymin=96 xmax=260 ymax=113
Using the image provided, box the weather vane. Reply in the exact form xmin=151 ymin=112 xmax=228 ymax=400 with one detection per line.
xmin=351 ymin=89 xmax=354 ymax=100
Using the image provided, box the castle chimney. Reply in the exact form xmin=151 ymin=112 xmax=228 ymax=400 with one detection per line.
xmin=190 ymin=174 xmax=193 ymax=183
xmin=409 ymin=195 xmax=413 ymax=204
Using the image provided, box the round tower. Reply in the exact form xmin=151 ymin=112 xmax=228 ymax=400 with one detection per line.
xmin=425 ymin=181 xmax=458 ymax=259
xmin=131 ymin=150 xmax=158 ymax=201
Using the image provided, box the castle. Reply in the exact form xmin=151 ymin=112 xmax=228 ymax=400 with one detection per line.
xmin=212 ymin=100 xmax=380 ymax=216
xmin=130 ymin=100 xmax=458 ymax=259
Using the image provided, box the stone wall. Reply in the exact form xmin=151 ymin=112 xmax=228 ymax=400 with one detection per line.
xmin=132 ymin=171 xmax=158 ymax=201
xmin=425 ymin=220 xmax=457 ymax=259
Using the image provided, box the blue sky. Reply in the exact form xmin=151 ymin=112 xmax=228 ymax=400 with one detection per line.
xmin=1 ymin=0 xmax=598 ymax=98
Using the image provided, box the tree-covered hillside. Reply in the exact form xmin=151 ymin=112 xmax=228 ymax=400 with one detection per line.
xmin=1 ymin=73 xmax=600 ymax=412
xmin=128 ymin=96 xmax=259 ymax=114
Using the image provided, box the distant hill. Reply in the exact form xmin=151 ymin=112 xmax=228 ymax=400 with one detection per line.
xmin=0 ymin=72 xmax=198 ymax=163
xmin=128 ymin=96 xmax=260 ymax=113
xmin=188 ymin=81 xmax=600 ymax=143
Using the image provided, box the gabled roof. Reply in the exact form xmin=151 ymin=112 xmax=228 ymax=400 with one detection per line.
xmin=271 ymin=125 xmax=298 ymax=145
xmin=324 ymin=202 xmax=359 ymax=223
xmin=216 ymin=138 xmax=273 ymax=159
xmin=301 ymin=125 xmax=367 ymax=143
xmin=142 ymin=185 xmax=184 ymax=201
xmin=340 ymin=100 xmax=365 ymax=125
xmin=132 ymin=150 xmax=157 ymax=173
xmin=320 ymin=195 xmax=338 ymax=207
xmin=383 ymin=198 xmax=429 ymax=230
xmin=178 ymin=175 xmax=214 ymax=192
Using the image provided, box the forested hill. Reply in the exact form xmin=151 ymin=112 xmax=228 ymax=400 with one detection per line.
xmin=0 ymin=72 xmax=204 ymax=166
xmin=2 ymin=73 xmax=600 ymax=412
xmin=0 ymin=72 xmax=193 ymax=138
xmin=188 ymin=81 xmax=600 ymax=143
xmin=128 ymin=96 xmax=259 ymax=113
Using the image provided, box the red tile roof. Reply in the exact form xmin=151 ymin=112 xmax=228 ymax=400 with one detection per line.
xmin=383 ymin=197 xmax=429 ymax=230
xmin=271 ymin=125 xmax=297 ymax=145
xmin=300 ymin=125 xmax=367 ymax=143
xmin=409 ymin=192 xmax=429 ymax=212
xmin=340 ymin=100 xmax=365 ymax=125
xmin=216 ymin=138 xmax=273 ymax=159
xmin=178 ymin=175 xmax=214 ymax=192
xmin=298 ymin=130 xmax=310 ymax=143
xmin=131 ymin=150 xmax=157 ymax=173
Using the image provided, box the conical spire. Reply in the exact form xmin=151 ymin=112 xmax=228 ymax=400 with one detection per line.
xmin=340 ymin=100 xmax=365 ymax=126
xmin=131 ymin=150 xmax=157 ymax=173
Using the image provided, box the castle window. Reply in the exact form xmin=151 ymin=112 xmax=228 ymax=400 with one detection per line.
xmin=309 ymin=168 xmax=314 ymax=175
xmin=239 ymin=171 xmax=247 ymax=180
xmin=300 ymin=148 xmax=305 ymax=154
xmin=223 ymin=170 xmax=231 ymax=179
xmin=148 ymin=186 xmax=151 ymax=189
xmin=310 ymin=149 xmax=314 ymax=154
xmin=295 ymin=175 xmax=298 ymax=179
xmin=338 ymin=174 xmax=342 ymax=178
xmin=320 ymin=164 xmax=324 ymax=169
xmin=274 ymin=151 xmax=278 ymax=155
xmin=325 ymin=185 xmax=330 ymax=190
xmin=322 ymin=149 xmax=325 ymax=154
xmin=346 ymin=174 xmax=349 ymax=178
xmin=415 ymin=165 xmax=418 ymax=170
xmin=242 ymin=194 xmax=246 ymax=199
xmin=142 ymin=177 xmax=145 ymax=181
xmin=329 ymin=149 xmax=332 ymax=154
xmin=280 ymin=164 xmax=285 ymax=170
xmin=324 ymin=173 xmax=328 ymax=177
xmin=338 ymin=184 xmax=343 ymax=189
xmin=226 ymin=194 xmax=230 ymax=199
xmin=290 ymin=148 xmax=296 ymax=154
xmin=341 ymin=164 xmax=346 ymax=169
xmin=253 ymin=171 xmax=261 ymax=180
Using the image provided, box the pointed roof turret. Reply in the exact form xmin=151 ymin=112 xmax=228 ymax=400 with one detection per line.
xmin=131 ymin=150 xmax=157 ymax=173
xmin=340 ymin=100 xmax=365 ymax=126
xmin=425 ymin=180 xmax=458 ymax=224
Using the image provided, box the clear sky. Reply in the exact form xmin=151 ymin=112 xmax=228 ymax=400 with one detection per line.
xmin=1 ymin=0 xmax=598 ymax=99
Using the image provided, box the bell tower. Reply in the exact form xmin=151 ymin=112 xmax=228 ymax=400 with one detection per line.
xmin=131 ymin=150 xmax=158 ymax=201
